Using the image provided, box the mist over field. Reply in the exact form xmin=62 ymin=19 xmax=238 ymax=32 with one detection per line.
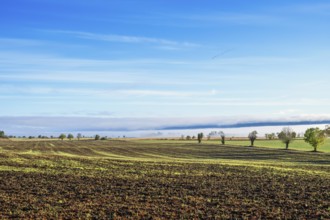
xmin=1 ymin=115 xmax=329 ymax=137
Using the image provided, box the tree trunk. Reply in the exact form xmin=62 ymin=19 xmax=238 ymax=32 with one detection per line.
xmin=286 ymin=142 xmax=289 ymax=150
xmin=251 ymin=140 xmax=254 ymax=146
xmin=313 ymin=146 xmax=317 ymax=152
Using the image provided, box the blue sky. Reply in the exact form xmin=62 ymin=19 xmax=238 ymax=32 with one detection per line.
xmin=1 ymin=0 xmax=330 ymax=136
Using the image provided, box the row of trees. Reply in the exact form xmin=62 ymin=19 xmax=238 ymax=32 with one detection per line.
xmin=59 ymin=134 xmax=75 ymax=140
xmin=0 ymin=131 xmax=115 ymax=141
xmin=193 ymin=126 xmax=329 ymax=152
xmin=1 ymin=125 xmax=329 ymax=152
xmin=247 ymin=126 xmax=329 ymax=152
xmin=58 ymin=133 xmax=108 ymax=141
xmin=245 ymin=128 xmax=297 ymax=149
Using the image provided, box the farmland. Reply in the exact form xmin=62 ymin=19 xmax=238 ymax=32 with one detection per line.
xmin=137 ymin=138 xmax=330 ymax=152
xmin=0 ymin=139 xmax=329 ymax=219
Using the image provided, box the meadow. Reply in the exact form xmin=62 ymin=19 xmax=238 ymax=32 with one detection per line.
xmin=137 ymin=138 xmax=330 ymax=153
xmin=0 ymin=138 xmax=329 ymax=219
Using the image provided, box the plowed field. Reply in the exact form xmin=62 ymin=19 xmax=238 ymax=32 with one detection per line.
xmin=0 ymin=139 xmax=329 ymax=219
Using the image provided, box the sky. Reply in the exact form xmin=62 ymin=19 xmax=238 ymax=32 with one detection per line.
xmin=1 ymin=0 xmax=330 ymax=136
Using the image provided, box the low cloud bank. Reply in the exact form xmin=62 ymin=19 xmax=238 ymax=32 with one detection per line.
xmin=1 ymin=115 xmax=330 ymax=136
xmin=162 ymin=120 xmax=330 ymax=130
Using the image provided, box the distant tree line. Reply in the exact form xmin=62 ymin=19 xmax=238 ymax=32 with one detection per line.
xmin=57 ymin=133 xmax=109 ymax=141
xmin=0 ymin=132 xmax=110 ymax=141
xmin=1 ymin=125 xmax=329 ymax=152
xmin=180 ymin=125 xmax=329 ymax=152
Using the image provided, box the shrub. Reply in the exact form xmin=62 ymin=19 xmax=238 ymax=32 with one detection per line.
xmin=304 ymin=127 xmax=327 ymax=152
xmin=95 ymin=135 xmax=100 ymax=140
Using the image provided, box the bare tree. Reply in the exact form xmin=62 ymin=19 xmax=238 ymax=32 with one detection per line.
xmin=197 ymin=133 xmax=204 ymax=143
xmin=278 ymin=127 xmax=296 ymax=150
xmin=219 ymin=131 xmax=225 ymax=145
xmin=248 ymin=131 xmax=258 ymax=146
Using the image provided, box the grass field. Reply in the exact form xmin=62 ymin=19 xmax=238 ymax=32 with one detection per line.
xmin=225 ymin=138 xmax=330 ymax=152
xmin=0 ymin=139 xmax=329 ymax=219
xmin=135 ymin=138 xmax=330 ymax=153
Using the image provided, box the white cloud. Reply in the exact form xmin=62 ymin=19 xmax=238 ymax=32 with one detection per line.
xmin=117 ymin=89 xmax=219 ymax=97
xmin=45 ymin=30 xmax=200 ymax=48
xmin=112 ymin=99 xmax=330 ymax=107
xmin=274 ymin=109 xmax=302 ymax=115
xmin=0 ymin=50 xmax=305 ymax=87
xmin=0 ymin=84 xmax=220 ymax=98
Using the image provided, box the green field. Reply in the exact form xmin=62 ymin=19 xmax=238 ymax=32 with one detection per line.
xmin=135 ymin=138 xmax=330 ymax=152
xmin=225 ymin=138 xmax=330 ymax=152
xmin=0 ymin=139 xmax=329 ymax=219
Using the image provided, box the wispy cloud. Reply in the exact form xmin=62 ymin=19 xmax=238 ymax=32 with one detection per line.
xmin=0 ymin=85 xmax=220 ymax=98
xmin=109 ymin=99 xmax=330 ymax=107
xmin=0 ymin=51 xmax=189 ymax=67
xmin=45 ymin=30 xmax=200 ymax=49
xmin=0 ymin=71 xmax=235 ymax=86
xmin=0 ymin=38 xmax=44 ymax=47
xmin=0 ymin=50 xmax=306 ymax=89
xmin=0 ymin=51 xmax=302 ymax=79
xmin=274 ymin=109 xmax=302 ymax=116
xmin=117 ymin=89 xmax=219 ymax=97
xmin=177 ymin=12 xmax=281 ymax=25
